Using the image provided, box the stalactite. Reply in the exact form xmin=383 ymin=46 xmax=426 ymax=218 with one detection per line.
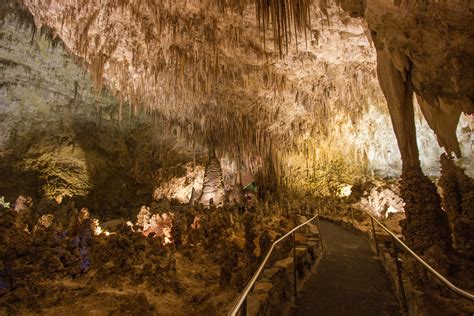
xmin=255 ymin=0 xmax=311 ymax=55
xmin=13 ymin=0 xmax=392 ymax=188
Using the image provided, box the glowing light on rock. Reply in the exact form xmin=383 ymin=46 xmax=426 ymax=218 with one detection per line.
xmin=136 ymin=206 xmax=174 ymax=244
xmin=14 ymin=195 xmax=29 ymax=212
xmin=386 ymin=205 xmax=398 ymax=218
xmin=36 ymin=214 xmax=54 ymax=229
xmin=338 ymin=185 xmax=353 ymax=197
xmin=153 ymin=164 xmax=204 ymax=203
xmin=93 ymin=218 xmax=110 ymax=236
xmin=356 ymin=183 xmax=404 ymax=218
xmin=0 ymin=196 xmax=10 ymax=209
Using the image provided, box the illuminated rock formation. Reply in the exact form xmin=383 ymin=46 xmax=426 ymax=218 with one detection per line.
xmin=198 ymin=148 xmax=226 ymax=206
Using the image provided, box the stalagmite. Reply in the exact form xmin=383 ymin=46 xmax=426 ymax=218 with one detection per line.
xmin=400 ymin=168 xmax=452 ymax=262
xmin=198 ymin=144 xmax=226 ymax=206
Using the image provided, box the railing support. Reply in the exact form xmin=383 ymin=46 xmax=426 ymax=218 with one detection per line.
xmin=230 ymin=210 xmax=474 ymax=316
xmin=367 ymin=212 xmax=474 ymax=302
xmin=316 ymin=215 xmax=324 ymax=250
xmin=392 ymin=236 xmax=408 ymax=313
xmin=293 ymin=231 xmax=297 ymax=298
xmin=228 ymin=214 xmax=320 ymax=315
xmin=240 ymin=297 xmax=247 ymax=316
xmin=370 ymin=216 xmax=380 ymax=256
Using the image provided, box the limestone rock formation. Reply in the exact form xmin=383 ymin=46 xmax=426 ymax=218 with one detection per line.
xmin=6 ymin=0 xmax=470 ymax=187
xmin=331 ymin=0 xmax=474 ymax=256
xmin=199 ymin=152 xmax=226 ymax=206
xmin=0 ymin=11 xmax=203 ymax=211
xmin=399 ymin=167 xmax=452 ymax=269
xmin=1 ymin=1 xmax=474 ymax=315
xmin=337 ymin=0 xmax=474 ymax=158
xmin=439 ymin=154 xmax=474 ymax=258
xmin=4 ymin=0 xmax=389 ymax=182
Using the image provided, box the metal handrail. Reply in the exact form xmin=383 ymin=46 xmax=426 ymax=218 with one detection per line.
xmin=228 ymin=214 xmax=322 ymax=316
xmin=365 ymin=211 xmax=474 ymax=303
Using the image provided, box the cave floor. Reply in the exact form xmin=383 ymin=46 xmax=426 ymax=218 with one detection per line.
xmin=292 ymin=220 xmax=402 ymax=316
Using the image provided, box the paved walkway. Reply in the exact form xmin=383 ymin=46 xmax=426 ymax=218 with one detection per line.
xmin=292 ymin=220 xmax=402 ymax=316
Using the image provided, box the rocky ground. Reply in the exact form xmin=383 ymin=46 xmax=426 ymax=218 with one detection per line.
xmin=0 ymin=196 xmax=302 ymax=315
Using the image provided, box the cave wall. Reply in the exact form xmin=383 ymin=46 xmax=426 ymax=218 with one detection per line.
xmin=0 ymin=14 xmax=196 ymax=213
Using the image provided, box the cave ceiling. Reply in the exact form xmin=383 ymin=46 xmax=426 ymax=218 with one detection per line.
xmin=3 ymin=0 xmax=473 ymax=174
xmin=13 ymin=1 xmax=382 ymax=152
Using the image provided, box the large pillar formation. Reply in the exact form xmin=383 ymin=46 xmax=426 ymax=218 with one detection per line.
xmin=374 ymin=37 xmax=452 ymax=259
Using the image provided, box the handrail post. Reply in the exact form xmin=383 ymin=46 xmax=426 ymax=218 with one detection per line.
xmin=240 ymin=297 xmax=247 ymax=316
xmin=370 ymin=216 xmax=380 ymax=256
xmin=350 ymin=207 xmax=356 ymax=233
xmin=228 ymin=215 xmax=328 ymax=315
xmin=364 ymin=212 xmax=474 ymax=303
xmin=293 ymin=231 xmax=297 ymax=299
xmin=316 ymin=215 xmax=324 ymax=250
xmin=392 ymin=236 xmax=408 ymax=313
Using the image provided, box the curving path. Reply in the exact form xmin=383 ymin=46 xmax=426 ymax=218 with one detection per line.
xmin=292 ymin=220 xmax=402 ymax=316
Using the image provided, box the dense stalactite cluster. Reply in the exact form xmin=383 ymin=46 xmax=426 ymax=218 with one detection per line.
xmin=0 ymin=12 xmax=210 ymax=210
xmin=7 ymin=0 xmax=394 ymax=187
xmin=255 ymin=0 xmax=312 ymax=55
xmin=8 ymin=0 xmax=469 ymax=204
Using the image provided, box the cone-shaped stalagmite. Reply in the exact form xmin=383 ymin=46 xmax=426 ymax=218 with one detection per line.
xmin=198 ymin=143 xmax=226 ymax=206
